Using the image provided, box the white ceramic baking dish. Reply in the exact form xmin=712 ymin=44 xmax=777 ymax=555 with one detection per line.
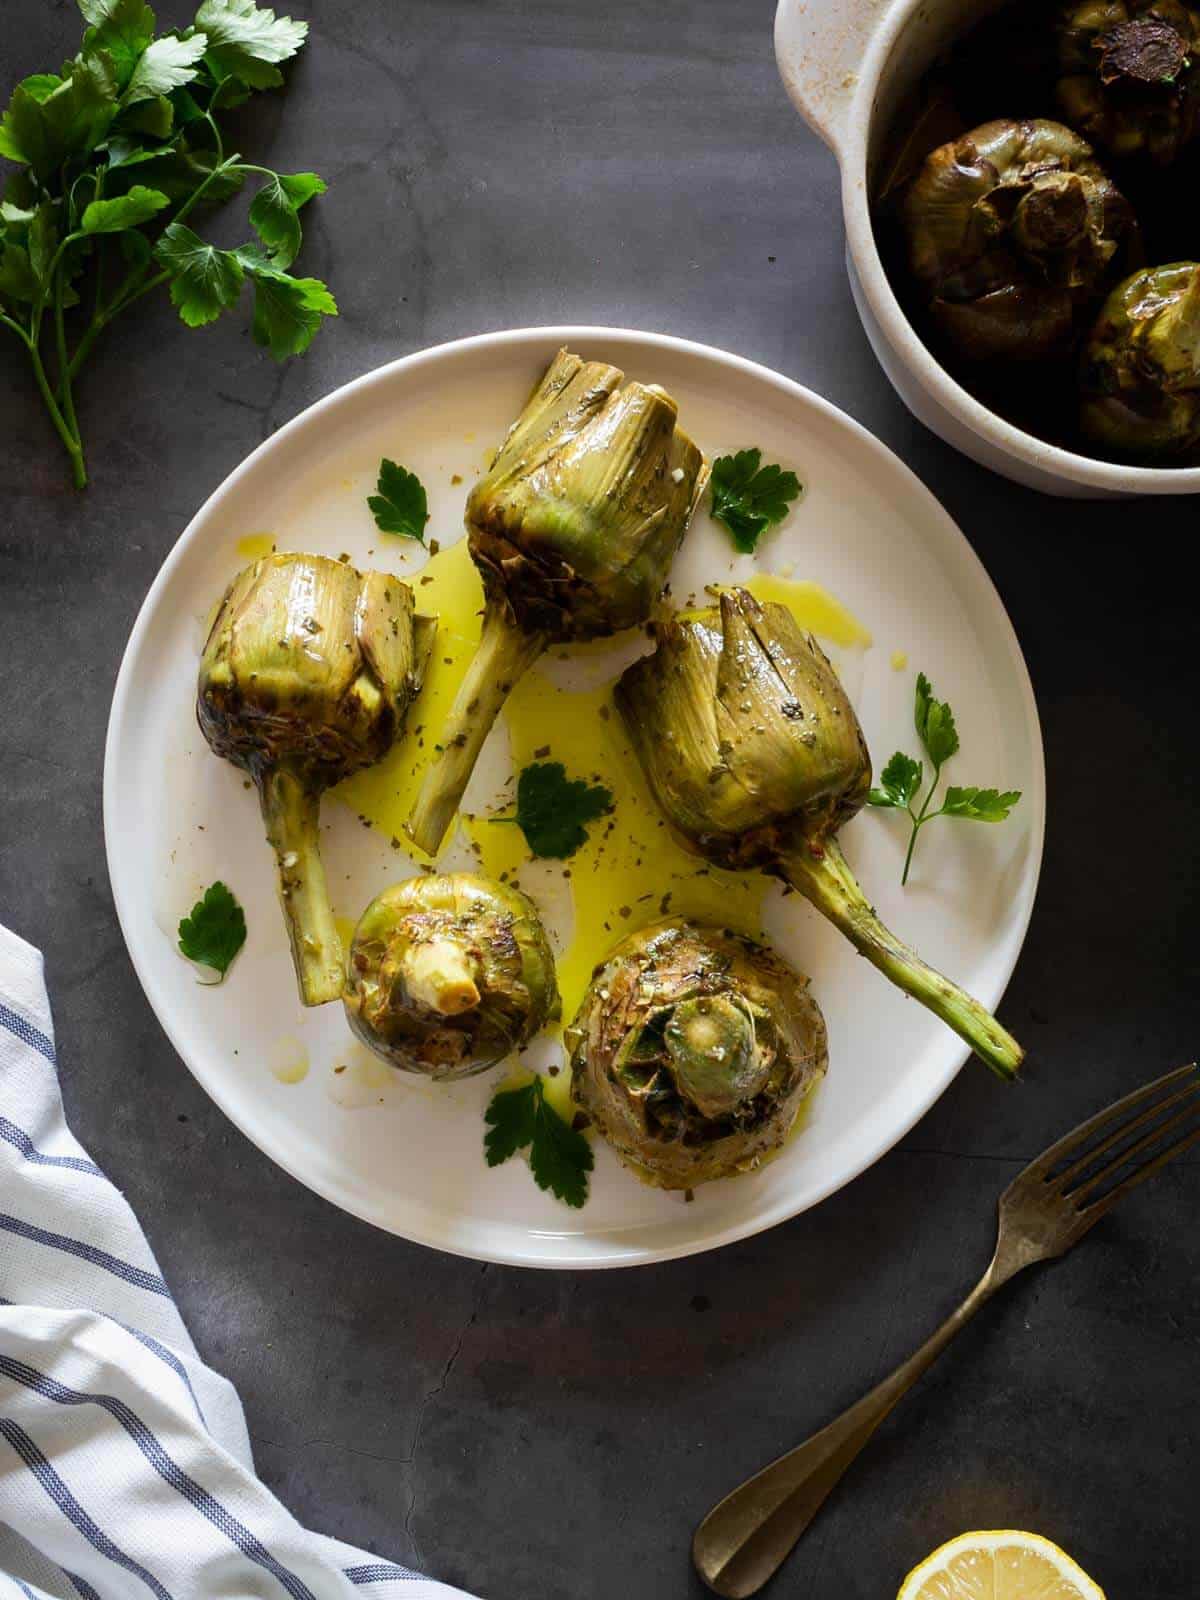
xmin=775 ymin=0 xmax=1200 ymax=497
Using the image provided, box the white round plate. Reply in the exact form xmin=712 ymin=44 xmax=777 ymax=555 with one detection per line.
xmin=104 ymin=326 xmax=1044 ymax=1269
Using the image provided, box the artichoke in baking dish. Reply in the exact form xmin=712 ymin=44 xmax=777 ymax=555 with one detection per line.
xmin=567 ymin=919 xmax=827 ymax=1189
xmin=1056 ymin=0 xmax=1200 ymax=165
xmin=197 ymin=553 xmax=434 ymax=1006
xmin=615 ymin=588 xmax=1024 ymax=1080
xmin=901 ymin=117 xmax=1134 ymax=362
xmin=405 ymin=347 xmax=706 ymax=856
xmin=1080 ymin=260 xmax=1200 ymax=458
xmin=343 ymin=873 xmax=560 ymax=1080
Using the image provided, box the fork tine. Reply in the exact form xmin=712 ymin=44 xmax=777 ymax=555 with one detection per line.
xmin=1076 ymin=1122 xmax=1200 ymax=1222
xmin=1019 ymin=1064 xmax=1198 ymax=1183
xmin=1067 ymin=1094 xmax=1200 ymax=1202
xmin=1055 ymin=1077 xmax=1200 ymax=1191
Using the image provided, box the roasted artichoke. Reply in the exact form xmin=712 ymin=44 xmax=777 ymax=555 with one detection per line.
xmin=902 ymin=118 xmax=1133 ymax=362
xmin=406 ymin=348 xmax=706 ymax=856
xmin=343 ymin=873 xmax=560 ymax=1079
xmin=1057 ymin=0 xmax=1200 ymax=165
xmin=1080 ymin=260 xmax=1200 ymax=456
xmin=198 ymin=553 xmax=434 ymax=1006
xmin=615 ymin=589 xmax=1024 ymax=1080
xmin=568 ymin=919 xmax=827 ymax=1189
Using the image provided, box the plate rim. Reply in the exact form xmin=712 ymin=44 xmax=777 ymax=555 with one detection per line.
xmin=103 ymin=323 xmax=1046 ymax=1269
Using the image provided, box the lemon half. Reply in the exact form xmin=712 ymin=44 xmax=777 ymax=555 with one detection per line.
xmin=898 ymin=1530 xmax=1106 ymax=1600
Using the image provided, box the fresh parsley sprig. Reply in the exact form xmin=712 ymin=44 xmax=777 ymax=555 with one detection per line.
xmin=0 ymin=0 xmax=336 ymax=489
xmin=177 ymin=879 xmax=246 ymax=979
xmin=709 ymin=448 xmax=803 ymax=554
xmin=484 ymin=1074 xmax=593 ymax=1208
xmin=868 ymin=672 xmax=1021 ymax=884
xmin=368 ymin=458 xmax=428 ymax=541
xmin=491 ymin=760 xmax=613 ymax=860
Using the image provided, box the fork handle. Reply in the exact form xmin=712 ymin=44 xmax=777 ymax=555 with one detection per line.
xmin=692 ymin=1257 xmax=1011 ymax=1598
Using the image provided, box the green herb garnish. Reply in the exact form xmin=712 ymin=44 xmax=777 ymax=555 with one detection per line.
xmin=177 ymin=880 xmax=246 ymax=978
xmin=367 ymin=458 xmax=428 ymax=541
xmin=0 ymin=0 xmax=334 ymax=489
xmin=868 ymin=672 xmax=1021 ymax=884
xmin=491 ymin=760 xmax=613 ymax=859
xmin=484 ymin=1075 xmax=593 ymax=1208
xmin=709 ymin=448 xmax=802 ymax=553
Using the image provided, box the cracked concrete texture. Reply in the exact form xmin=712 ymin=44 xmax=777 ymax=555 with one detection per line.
xmin=2 ymin=1 xmax=1198 ymax=1597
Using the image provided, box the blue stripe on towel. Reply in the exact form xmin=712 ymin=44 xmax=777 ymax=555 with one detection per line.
xmin=0 ymin=1215 xmax=171 ymax=1298
xmin=118 ymin=1325 xmax=207 ymax=1429
xmin=0 ymin=1418 xmax=174 ymax=1600
xmin=0 ymin=1357 xmax=317 ymax=1600
xmin=0 ymin=1118 xmax=104 ymax=1177
xmin=0 ymin=1003 xmax=55 ymax=1064
xmin=345 ymin=1565 xmax=423 ymax=1584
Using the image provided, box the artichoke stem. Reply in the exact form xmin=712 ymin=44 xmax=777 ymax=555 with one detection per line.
xmin=407 ymin=602 xmax=548 ymax=857
xmin=778 ymin=837 xmax=1024 ymax=1082
xmin=259 ymin=767 xmax=345 ymax=1007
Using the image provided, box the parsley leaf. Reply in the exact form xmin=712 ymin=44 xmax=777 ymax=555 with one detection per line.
xmin=177 ymin=881 xmax=247 ymax=978
xmin=0 ymin=241 xmax=36 ymax=302
xmin=494 ymin=761 xmax=613 ymax=859
xmin=241 ymin=258 xmax=338 ymax=358
xmin=868 ymin=750 xmax=922 ymax=810
xmin=122 ymin=32 xmax=209 ymax=105
xmin=941 ymin=786 xmax=1022 ymax=822
xmin=867 ymin=671 xmax=1021 ymax=883
xmin=368 ymin=459 xmax=428 ymax=540
xmin=484 ymin=1076 xmax=593 ymax=1208
xmin=709 ymin=448 xmax=803 ymax=554
xmin=248 ymin=169 xmax=325 ymax=267
xmin=194 ymin=0 xmax=309 ymax=88
xmin=80 ymin=0 xmax=157 ymax=90
xmin=81 ymin=183 xmax=170 ymax=233
xmin=154 ymin=221 xmax=244 ymax=325
xmin=0 ymin=55 xmax=119 ymax=178
xmin=914 ymin=671 xmax=959 ymax=768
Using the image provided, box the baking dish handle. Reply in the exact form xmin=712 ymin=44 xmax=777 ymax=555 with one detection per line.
xmin=774 ymin=0 xmax=881 ymax=157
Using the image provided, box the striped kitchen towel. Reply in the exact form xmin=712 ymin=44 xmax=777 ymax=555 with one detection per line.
xmin=0 ymin=920 xmax=477 ymax=1600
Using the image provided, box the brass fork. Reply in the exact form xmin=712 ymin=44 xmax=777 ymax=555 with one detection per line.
xmin=693 ymin=1064 xmax=1200 ymax=1598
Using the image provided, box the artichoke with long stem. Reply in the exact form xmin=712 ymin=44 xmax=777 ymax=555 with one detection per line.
xmin=1056 ymin=0 xmax=1200 ymax=165
xmin=567 ymin=919 xmax=827 ymax=1189
xmin=343 ymin=873 xmax=560 ymax=1079
xmin=405 ymin=348 xmax=706 ymax=856
xmin=198 ymin=553 xmax=435 ymax=1006
xmin=901 ymin=118 xmax=1133 ymax=362
xmin=1079 ymin=261 xmax=1200 ymax=457
xmin=615 ymin=589 xmax=1024 ymax=1081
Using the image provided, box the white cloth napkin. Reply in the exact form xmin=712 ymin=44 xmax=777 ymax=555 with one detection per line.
xmin=0 ymin=921 xmax=477 ymax=1600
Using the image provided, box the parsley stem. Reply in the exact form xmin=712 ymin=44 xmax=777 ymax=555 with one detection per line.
xmin=25 ymin=336 xmax=86 ymax=489
xmin=54 ymin=269 xmax=83 ymax=466
xmin=900 ymin=763 xmax=944 ymax=886
xmin=0 ymin=314 xmax=31 ymax=347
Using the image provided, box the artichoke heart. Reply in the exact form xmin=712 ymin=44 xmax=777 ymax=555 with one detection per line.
xmin=1056 ymin=0 xmax=1200 ymax=166
xmin=344 ymin=872 xmax=561 ymax=1080
xmin=616 ymin=589 xmax=1024 ymax=1081
xmin=1080 ymin=261 xmax=1200 ymax=459
xmin=406 ymin=348 xmax=706 ymax=857
xmin=197 ymin=553 xmax=434 ymax=1006
xmin=902 ymin=118 xmax=1133 ymax=363
xmin=568 ymin=919 xmax=827 ymax=1189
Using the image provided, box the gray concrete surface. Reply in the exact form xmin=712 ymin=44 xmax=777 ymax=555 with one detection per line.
xmin=2 ymin=2 xmax=1198 ymax=1595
